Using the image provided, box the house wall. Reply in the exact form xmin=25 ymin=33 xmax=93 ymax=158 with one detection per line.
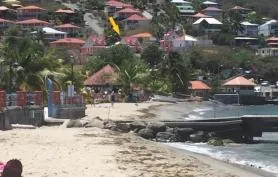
xmin=238 ymin=25 xmax=258 ymax=36
xmin=257 ymin=48 xmax=278 ymax=57
xmin=223 ymin=86 xmax=254 ymax=95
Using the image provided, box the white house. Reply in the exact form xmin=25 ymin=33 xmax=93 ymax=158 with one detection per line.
xmin=238 ymin=21 xmax=259 ymax=36
xmin=258 ymin=19 xmax=278 ymax=37
xmin=193 ymin=17 xmax=223 ymax=33
xmin=31 ymin=27 xmax=67 ymax=42
xmin=171 ymin=0 xmax=195 ymax=14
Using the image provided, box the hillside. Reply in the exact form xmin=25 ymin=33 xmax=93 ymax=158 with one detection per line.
xmin=219 ymin=0 xmax=278 ymax=19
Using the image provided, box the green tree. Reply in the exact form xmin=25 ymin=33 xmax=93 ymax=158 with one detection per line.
xmin=141 ymin=44 xmax=164 ymax=67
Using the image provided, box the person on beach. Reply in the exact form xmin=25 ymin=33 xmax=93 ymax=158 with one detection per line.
xmin=1 ymin=159 xmax=23 ymax=177
xmin=110 ymin=91 xmax=116 ymax=107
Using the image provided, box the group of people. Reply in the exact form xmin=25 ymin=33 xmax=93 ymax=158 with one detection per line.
xmin=0 ymin=159 xmax=22 ymax=177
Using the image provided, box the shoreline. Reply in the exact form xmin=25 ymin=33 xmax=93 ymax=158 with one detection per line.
xmin=1 ymin=101 xmax=277 ymax=177
xmin=136 ymin=101 xmax=277 ymax=177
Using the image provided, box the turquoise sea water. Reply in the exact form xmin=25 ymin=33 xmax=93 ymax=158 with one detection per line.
xmin=154 ymin=102 xmax=278 ymax=176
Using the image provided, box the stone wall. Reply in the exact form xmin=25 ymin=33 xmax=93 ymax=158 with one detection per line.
xmin=0 ymin=106 xmax=44 ymax=130
xmin=53 ymin=106 xmax=86 ymax=119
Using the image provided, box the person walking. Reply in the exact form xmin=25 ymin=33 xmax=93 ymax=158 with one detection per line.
xmin=110 ymin=91 xmax=116 ymax=107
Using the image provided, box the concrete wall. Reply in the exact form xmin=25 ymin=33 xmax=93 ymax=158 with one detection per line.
xmin=0 ymin=106 xmax=44 ymax=130
xmin=53 ymin=106 xmax=86 ymax=119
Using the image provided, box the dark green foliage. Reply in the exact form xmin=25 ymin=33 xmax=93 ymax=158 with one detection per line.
xmin=141 ymin=44 xmax=164 ymax=67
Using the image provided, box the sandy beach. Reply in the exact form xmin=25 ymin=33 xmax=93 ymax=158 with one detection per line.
xmin=0 ymin=102 xmax=272 ymax=177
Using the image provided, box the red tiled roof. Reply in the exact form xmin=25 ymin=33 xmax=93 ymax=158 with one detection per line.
xmin=201 ymin=7 xmax=222 ymax=12
xmin=0 ymin=18 xmax=13 ymax=23
xmin=89 ymin=36 xmax=107 ymax=46
xmin=122 ymin=36 xmax=139 ymax=46
xmin=223 ymin=76 xmax=256 ymax=86
xmin=54 ymin=23 xmax=80 ymax=29
xmin=16 ymin=19 xmax=49 ymax=24
xmin=55 ymin=8 xmax=75 ymax=14
xmin=266 ymin=37 xmax=278 ymax=41
xmin=117 ymin=7 xmax=139 ymax=13
xmin=105 ymin=0 xmax=132 ymax=8
xmin=84 ymin=64 xmax=119 ymax=86
xmin=191 ymin=12 xmax=211 ymax=18
xmin=50 ymin=38 xmax=85 ymax=44
xmin=18 ymin=5 xmax=46 ymax=10
xmin=125 ymin=14 xmax=147 ymax=21
xmin=189 ymin=81 xmax=211 ymax=90
xmin=130 ymin=32 xmax=153 ymax=38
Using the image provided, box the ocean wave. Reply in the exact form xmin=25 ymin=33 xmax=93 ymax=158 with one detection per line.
xmin=193 ymin=107 xmax=213 ymax=113
xmin=167 ymin=143 xmax=278 ymax=175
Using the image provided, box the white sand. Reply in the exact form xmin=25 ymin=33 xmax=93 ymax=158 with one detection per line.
xmin=0 ymin=102 xmax=271 ymax=177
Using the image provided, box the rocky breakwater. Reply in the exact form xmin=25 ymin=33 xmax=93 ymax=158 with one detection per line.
xmin=64 ymin=118 xmax=227 ymax=145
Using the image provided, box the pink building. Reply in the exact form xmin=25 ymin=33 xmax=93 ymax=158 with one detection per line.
xmin=115 ymin=7 xmax=140 ymax=20
xmin=121 ymin=36 xmax=142 ymax=53
xmin=49 ymin=38 xmax=85 ymax=49
xmin=105 ymin=0 xmax=132 ymax=16
xmin=54 ymin=23 xmax=80 ymax=35
xmin=16 ymin=18 xmax=49 ymax=28
xmin=16 ymin=5 xmax=46 ymax=20
xmin=81 ymin=35 xmax=107 ymax=56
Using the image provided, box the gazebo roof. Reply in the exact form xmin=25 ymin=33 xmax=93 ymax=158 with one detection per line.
xmin=189 ymin=81 xmax=211 ymax=90
xmin=84 ymin=64 xmax=119 ymax=86
xmin=223 ymin=76 xmax=256 ymax=86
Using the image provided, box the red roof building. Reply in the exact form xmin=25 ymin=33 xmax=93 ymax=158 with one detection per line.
xmin=0 ymin=18 xmax=13 ymax=28
xmin=17 ymin=5 xmax=46 ymax=20
xmin=81 ymin=35 xmax=107 ymax=56
xmin=189 ymin=80 xmax=211 ymax=98
xmin=222 ymin=76 xmax=256 ymax=94
xmin=105 ymin=0 xmax=132 ymax=17
xmin=201 ymin=7 xmax=222 ymax=19
xmin=54 ymin=23 xmax=80 ymax=35
xmin=116 ymin=7 xmax=140 ymax=20
xmin=121 ymin=36 xmax=142 ymax=53
xmin=123 ymin=14 xmax=149 ymax=31
xmin=266 ymin=37 xmax=278 ymax=46
xmin=84 ymin=64 xmax=119 ymax=86
xmin=16 ymin=19 xmax=49 ymax=28
xmin=49 ymin=38 xmax=85 ymax=49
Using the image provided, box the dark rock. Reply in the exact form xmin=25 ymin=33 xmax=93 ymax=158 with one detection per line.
xmin=103 ymin=120 xmax=117 ymax=130
xmin=138 ymin=128 xmax=155 ymax=139
xmin=206 ymin=132 xmax=216 ymax=139
xmin=208 ymin=138 xmax=224 ymax=146
xmin=166 ymin=127 xmax=175 ymax=133
xmin=66 ymin=119 xmax=83 ymax=128
xmin=189 ymin=131 xmax=205 ymax=142
xmin=147 ymin=122 xmax=166 ymax=134
xmin=175 ymin=128 xmax=194 ymax=141
xmin=130 ymin=121 xmax=146 ymax=131
xmin=116 ymin=123 xmax=131 ymax=132
xmin=156 ymin=132 xmax=176 ymax=142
